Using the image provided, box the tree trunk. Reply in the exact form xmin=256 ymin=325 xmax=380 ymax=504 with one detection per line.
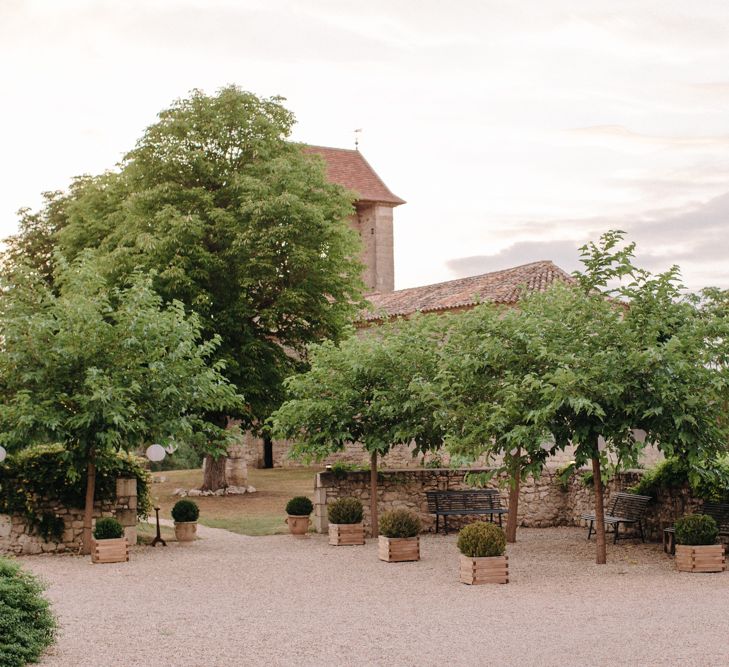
xmin=201 ymin=454 xmax=227 ymax=491
xmin=370 ymin=451 xmax=379 ymax=538
xmin=592 ymin=454 xmax=607 ymax=564
xmin=505 ymin=449 xmax=521 ymax=543
xmin=82 ymin=455 xmax=96 ymax=555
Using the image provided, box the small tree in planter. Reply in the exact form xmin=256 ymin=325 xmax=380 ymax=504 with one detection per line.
xmin=674 ymin=514 xmax=725 ymax=573
xmin=328 ymin=498 xmax=365 ymax=546
xmin=172 ymin=499 xmax=200 ymax=543
xmin=91 ymin=517 xmax=128 ymax=564
xmin=286 ymin=496 xmax=313 ymax=538
xmin=458 ymin=521 xmax=508 ymax=584
xmin=378 ymin=509 xmax=421 ymax=562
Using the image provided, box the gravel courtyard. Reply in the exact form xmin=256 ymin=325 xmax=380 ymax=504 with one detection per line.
xmin=21 ymin=525 xmax=729 ymax=667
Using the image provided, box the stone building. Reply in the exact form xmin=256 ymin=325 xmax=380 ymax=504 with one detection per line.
xmin=241 ymin=146 xmax=578 ymax=469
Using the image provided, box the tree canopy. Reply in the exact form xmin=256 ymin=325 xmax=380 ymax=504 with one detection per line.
xmin=3 ymin=87 xmax=365 ymax=429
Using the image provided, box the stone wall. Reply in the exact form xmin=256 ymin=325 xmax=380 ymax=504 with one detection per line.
xmin=0 ymin=477 xmax=138 ymax=555
xmin=313 ymin=466 xmax=706 ymax=541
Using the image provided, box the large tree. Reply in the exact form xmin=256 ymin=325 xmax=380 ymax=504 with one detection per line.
xmin=519 ymin=232 xmax=729 ymax=563
xmin=272 ymin=315 xmax=450 ymax=536
xmin=4 ymin=87 xmax=365 ymax=488
xmin=0 ymin=254 xmax=242 ymax=553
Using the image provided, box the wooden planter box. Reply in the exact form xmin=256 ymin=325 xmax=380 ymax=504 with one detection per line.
xmin=675 ymin=544 xmax=726 ymax=573
xmin=378 ymin=535 xmax=420 ymax=562
xmin=329 ymin=522 xmax=365 ymax=546
xmin=459 ymin=554 xmax=509 ymax=584
xmin=91 ymin=537 xmax=129 ymax=564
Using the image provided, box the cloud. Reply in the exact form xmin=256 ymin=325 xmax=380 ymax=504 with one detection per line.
xmin=444 ymin=191 xmax=729 ymax=289
xmin=568 ymin=125 xmax=729 ymax=150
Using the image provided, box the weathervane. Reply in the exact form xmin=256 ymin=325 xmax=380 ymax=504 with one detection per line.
xmin=354 ymin=128 xmax=362 ymax=150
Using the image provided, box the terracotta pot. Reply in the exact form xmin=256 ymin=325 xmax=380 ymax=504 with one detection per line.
xmin=675 ymin=544 xmax=725 ymax=573
xmin=91 ymin=537 xmax=129 ymax=564
xmin=459 ymin=554 xmax=509 ymax=584
xmin=378 ymin=535 xmax=420 ymax=562
xmin=329 ymin=522 xmax=365 ymax=546
xmin=286 ymin=514 xmax=311 ymax=538
xmin=174 ymin=521 xmax=197 ymax=542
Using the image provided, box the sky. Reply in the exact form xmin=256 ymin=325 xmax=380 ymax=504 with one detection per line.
xmin=2 ymin=0 xmax=729 ymax=290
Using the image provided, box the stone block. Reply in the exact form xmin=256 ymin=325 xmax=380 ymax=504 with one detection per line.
xmin=115 ymin=509 xmax=137 ymax=527
xmin=116 ymin=477 xmax=137 ymax=498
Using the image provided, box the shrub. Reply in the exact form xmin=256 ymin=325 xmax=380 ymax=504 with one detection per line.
xmin=0 ymin=444 xmax=152 ymax=526
xmin=675 ymin=514 xmax=718 ymax=546
xmin=0 ymin=558 xmax=56 ymax=667
xmin=457 ymin=521 xmax=506 ymax=557
xmin=630 ymin=456 xmax=729 ymax=501
xmin=328 ymin=497 xmax=363 ymax=524
xmin=171 ymin=499 xmax=200 ymax=523
xmin=286 ymin=496 xmax=313 ymax=516
xmin=93 ymin=517 xmax=124 ymax=540
xmin=329 ymin=461 xmax=369 ymax=479
xmin=379 ymin=508 xmax=421 ymax=538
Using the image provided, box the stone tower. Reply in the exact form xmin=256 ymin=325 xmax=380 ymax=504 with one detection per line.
xmin=306 ymin=146 xmax=405 ymax=293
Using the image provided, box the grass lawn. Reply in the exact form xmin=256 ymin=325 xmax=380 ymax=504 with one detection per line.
xmin=148 ymin=467 xmax=321 ymax=536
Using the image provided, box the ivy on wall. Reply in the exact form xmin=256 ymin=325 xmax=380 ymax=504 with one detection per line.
xmin=0 ymin=444 xmax=152 ymax=532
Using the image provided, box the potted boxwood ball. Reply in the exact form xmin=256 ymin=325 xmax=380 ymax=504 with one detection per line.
xmin=674 ymin=514 xmax=725 ymax=573
xmin=328 ymin=497 xmax=365 ymax=546
xmin=457 ymin=521 xmax=508 ymax=584
xmin=378 ymin=508 xmax=421 ymax=562
xmin=91 ymin=517 xmax=129 ymax=564
xmin=172 ymin=499 xmax=200 ymax=542
xmin=285 ymin=496 xmax=314 ymax=538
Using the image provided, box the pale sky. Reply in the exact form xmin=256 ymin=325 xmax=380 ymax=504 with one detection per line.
xmin=2 ymin=0 xmax=729 ymax=289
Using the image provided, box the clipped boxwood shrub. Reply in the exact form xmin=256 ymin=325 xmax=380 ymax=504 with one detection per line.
xmin=328 ymin=497 xmax=363 ymax=524
xmin=171 ymin=499 xmax=200 ymax=523
xmin=93 ymin=517 xmax=124 ymax=540
xmin=675 ymin=514 xmax=718 ymax=546
xmin=379 ymin=508 xmax=421 ymax=538
xmin=286 ymin=496 xmax=314 ymax=516
xmin=0 ymin=558 xmax=56 ymax=667
xmin=457 ymin=521 xmax=506 ymax=557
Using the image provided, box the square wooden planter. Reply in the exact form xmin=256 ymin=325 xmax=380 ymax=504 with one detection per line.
xmin=329 ymin=522 xmax=365 ymax=546
xmin=378 ymin=535 xmax=420 ymax=562
xmin=675 ymin=544 xmax=726 ymax=573
xmin=459 ymin=554 xmax=509 ymax=584
xmin=91 ymin=537 xmax=129 ymax=564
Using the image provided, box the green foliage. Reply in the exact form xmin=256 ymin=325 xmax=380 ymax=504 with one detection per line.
xmin=14 ymin=87 xmax=365 ymax=428
xmin=675 ymin=514 xmax=719 ymax=546
xmin=457 ymin=521 xmax=507 ymax=557
xmin=630 ymin=457 xmax=729 ymax=501
xmin=0 ymin=444 xmax=153 ymax=526
xmin=93 ymin=517 xmax=124 ymax=540
xmin=149 ymin=440 xmax=203 ymax=472
xmin=36 ymin=514 xmax=65 ymax=543
xmin=329 ymin=461 xmax=370 ymax=479
xmin=272 ymin=314 xmax=452 ymax=462
xmin=285 ymin=496 xmax=313 ymax=516
xmin=555 ymin=461 xmax=576 ymax=492
xmin=0 ymin=558 xmax=56 ymax=667
xmin=327 ymin=497 xmax=363 ymax=524
xmin=171 ymin=499 xmax=200 ymax=523
xmin=378 ymin=508 xmax=421 ymax=538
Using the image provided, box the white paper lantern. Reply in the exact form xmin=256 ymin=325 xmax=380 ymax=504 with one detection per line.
xmin=145 ymin=444 xmax=166 ymax=462
xmin=0 ymin=446 xmax=6 ymax=463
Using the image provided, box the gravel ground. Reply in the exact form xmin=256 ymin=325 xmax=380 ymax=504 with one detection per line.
xmin=20 ymin=525 xmax=729 ymax=667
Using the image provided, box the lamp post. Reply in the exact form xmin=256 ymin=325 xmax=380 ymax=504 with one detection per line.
xmin=145 ymin=444 xmax=167 ymax=547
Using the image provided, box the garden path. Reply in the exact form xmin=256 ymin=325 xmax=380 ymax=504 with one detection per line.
xmin=21 ymin=526 xmax=729 ymax=666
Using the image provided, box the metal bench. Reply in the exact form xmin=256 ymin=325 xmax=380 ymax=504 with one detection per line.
xmin=426 ymin=489 xmax=508 ymax=535
xmin=663 ymin=501 xmax=729 ymax=555
xmin=581 ymin=492 xmax=651 ymax=543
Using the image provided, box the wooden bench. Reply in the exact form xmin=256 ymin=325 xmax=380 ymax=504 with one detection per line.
xmin=581 ymin=492 xmax=651 ymax=544
xmin=426 ymin=490 xmax=508 ymax=535
xmin=663 ymin=501 xmax=729 ymax=555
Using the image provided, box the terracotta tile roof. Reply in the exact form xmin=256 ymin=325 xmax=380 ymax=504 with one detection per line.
xmin=305 ymin=145 xmax=405 ymax=206
xmin=361 ymin=261 xmax=574 ymax=321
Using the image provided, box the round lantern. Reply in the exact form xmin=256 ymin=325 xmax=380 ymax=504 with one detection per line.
xmin=145 ymin=444 xmax=166 ymax=462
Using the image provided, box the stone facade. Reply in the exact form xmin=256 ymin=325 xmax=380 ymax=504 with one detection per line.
xmin=0 ymin=477 xmax=138 ymax=556
xmin=353 ymin=203 xmax=395 ymax=293
xmin=313 ymin=466 xmax=707 ymax=541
